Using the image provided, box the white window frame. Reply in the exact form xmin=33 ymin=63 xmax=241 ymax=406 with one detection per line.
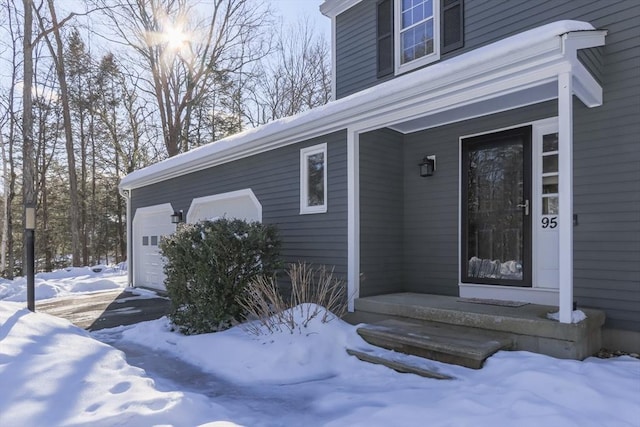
xmin=300 ymin=143 xmax=328 ymax=214
xmin=395 ymin=0 xmax=441 ymax=75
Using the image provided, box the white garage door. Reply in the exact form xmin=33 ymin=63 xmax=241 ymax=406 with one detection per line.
xmin=132 ymin=204 xmax=176 ymax=290
xmin=186 ymin=189 xmax=262 ymax=223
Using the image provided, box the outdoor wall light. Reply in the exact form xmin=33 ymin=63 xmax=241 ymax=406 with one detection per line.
xmin=419 ymin=155 xmax=436 ymax=177
xmin=170 ymin=210 xmax=184 ymax=224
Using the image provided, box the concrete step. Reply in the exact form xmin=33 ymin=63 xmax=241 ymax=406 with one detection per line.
xmin=351 ymin=293 xmax=606 ymax=360
xmin=346 ymin=348 xmax=454 ymax=380
xmin=356 ymin=318 xmax=513 ymax=369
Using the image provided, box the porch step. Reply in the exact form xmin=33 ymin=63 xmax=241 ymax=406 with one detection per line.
xmin=349 ymin=293 xmax=606 ymax=360
xmin=346 ymin=348 xmax=454 ymax=380
xmin=355 ymin=318 xmax=513 ymax=369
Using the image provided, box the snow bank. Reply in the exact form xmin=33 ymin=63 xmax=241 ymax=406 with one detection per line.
xmin=0 ymin=266 xmax=128 ymax=302
xmin=0 ymin=302 xmax=232 ymax=426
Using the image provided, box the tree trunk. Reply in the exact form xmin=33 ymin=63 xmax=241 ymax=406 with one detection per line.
xmin=38 ymin=0 xmax=82 ymax=266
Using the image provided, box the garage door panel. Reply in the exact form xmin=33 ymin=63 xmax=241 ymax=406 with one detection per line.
xmin=133 ymin=204 xmax=175 ymax=290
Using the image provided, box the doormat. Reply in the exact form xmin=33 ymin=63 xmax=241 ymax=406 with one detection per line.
xmin=457 ymin=298 xmax=529 ymax=307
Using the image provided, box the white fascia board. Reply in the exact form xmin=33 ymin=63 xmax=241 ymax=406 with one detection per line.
xmin=563 ymin=30 xmax=607 ymax=108
xmin=562 ymin=30 xmax=607 ymax=54
xmin=573 ymin=62 xmax=603 ymax=107
xmin=319 ymin=0 xmax=361 ymax=18
xmin=119 ymin=21 xmax=601 ymax=191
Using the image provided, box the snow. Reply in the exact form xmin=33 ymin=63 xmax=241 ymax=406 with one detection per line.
xmin=120 ymin=20 xmax=596 ymax=191
xmin=1 ymin=269 xmax=639 ymax=426
xmin=548 ymin=309 xmax=588 ymax=323
xmin=0 ymin=265 xmax=128 ymax=302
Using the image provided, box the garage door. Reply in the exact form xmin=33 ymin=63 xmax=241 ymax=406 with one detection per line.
xmin=132 ymin=204 xmax=176 ymax=290
xmin=186 ymin=189 xmax=262 ymax=223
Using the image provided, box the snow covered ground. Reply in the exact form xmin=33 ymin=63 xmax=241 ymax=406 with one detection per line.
xmin=1 ymin=268 xmax=639 ymax=426
xmin=0 ymin=265 xmax=128 ymax=302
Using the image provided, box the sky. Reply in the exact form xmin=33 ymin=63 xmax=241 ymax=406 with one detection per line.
xmin=1 ymin=267 xmax=639 ymax=426
xmin=272 ymin=0 xmax=330 ymax=38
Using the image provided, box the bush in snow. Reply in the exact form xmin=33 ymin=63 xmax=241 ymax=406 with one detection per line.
xmin=159 ymin=218 xmax=281 ymax=335
xmin=240 ymin=262 xmax=347 ymax=335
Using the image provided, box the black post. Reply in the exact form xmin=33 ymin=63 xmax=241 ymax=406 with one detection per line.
xmin=26 ymin=228 xmax=35 ymax=312
xmin=25 ymin=206 xmax=35 ymax=312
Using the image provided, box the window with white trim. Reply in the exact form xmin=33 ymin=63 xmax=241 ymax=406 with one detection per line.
xmin=378 ymin=0 xmax=464 ymax=76
xmin=300 ymin=143 xmax=327 ymax=214
xmin=396 ymin=0 xmax=439 ymax=72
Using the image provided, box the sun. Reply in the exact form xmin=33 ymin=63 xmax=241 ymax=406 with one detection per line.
xmin=162 ymin=23 xmax=190 ymax=52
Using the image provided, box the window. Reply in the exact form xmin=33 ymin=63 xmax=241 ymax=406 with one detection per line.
xmin=397 ymin=0 xmax=438 ymax=69
xmin=380 ymin=0 xmax=464 ymax=75
xmin=300 ymin=143 xmax=327 ymax=214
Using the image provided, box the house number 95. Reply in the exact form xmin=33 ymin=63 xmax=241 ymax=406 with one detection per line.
xmin=541 ymin=217 xmax=558 ymax=229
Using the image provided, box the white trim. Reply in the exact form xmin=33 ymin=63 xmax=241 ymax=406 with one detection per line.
xmin=120 ymin=22 xmax=604 ymax=192
xmin=330 ymin=15 xmax=337 ymax=101
xmin=459 ymin=284 xmax=559 ymax=306
xmin=347 ymin=130 xmax=360 ymax=311
xmin=186 ymin=189 xmax=262 ymax=223
xmin=394 ymin=0 xmax=441 ymax=75
xmin=557 ymin=70 xmax=574 ymax=323
xmin=300 ymin=143 xmax=328 ymax=214
xmin=119 ymin=188 xmax=133 ymax=287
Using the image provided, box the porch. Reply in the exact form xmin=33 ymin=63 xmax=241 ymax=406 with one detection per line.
xmin=343 ymin=293 xmax=605 ymax=368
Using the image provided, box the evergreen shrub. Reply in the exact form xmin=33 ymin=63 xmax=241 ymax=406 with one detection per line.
xmin=159 ymin=218 xmax=281 ymax=334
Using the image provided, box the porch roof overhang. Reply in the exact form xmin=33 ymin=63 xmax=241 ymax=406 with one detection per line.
xmin=119 ymin=20 xmax=606 ymax=191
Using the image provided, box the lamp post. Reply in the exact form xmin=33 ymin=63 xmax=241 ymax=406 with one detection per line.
xmin=25 ymin=205 xmax=35 ymax=311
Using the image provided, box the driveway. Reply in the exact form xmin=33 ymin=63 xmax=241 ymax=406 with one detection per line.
xmin=37 ymin=288 xmax=171 ymax=331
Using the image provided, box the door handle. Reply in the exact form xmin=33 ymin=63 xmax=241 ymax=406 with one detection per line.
xmin=517 ymin=200 xmax=530 ymax=216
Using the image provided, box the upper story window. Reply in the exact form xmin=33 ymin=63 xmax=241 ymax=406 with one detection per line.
xmin=378 ymin=0 xmax=464 ymax=77
xmin=398 ymin=0 xmax=437 ymax=67
xmin=300 ymin=143 xmax=327 ymax=214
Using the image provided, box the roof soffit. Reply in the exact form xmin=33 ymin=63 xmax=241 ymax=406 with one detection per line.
xmin=319 ymin=0 xmax=362 ymax=18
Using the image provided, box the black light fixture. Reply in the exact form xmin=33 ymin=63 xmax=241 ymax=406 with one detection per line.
xmin=419 ymin=155 xmax=436 ymax=177
xmin=170 ymin=210 xmax=183 ymax=224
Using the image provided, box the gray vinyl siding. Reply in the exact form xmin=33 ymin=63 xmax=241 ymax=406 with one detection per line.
xmin=359 ymin=128 xmax=404 ymax=296
xmin=335 ymin=0 xmax=635 ymax=98
xmin=402 ymin=102 xmax=557 ymax=296
xmin=572 ymin=2 xmax=640 ymax=331
xmin=335 ymin=1 xmax=382 ymax=99
xmin=131 ymin=130 xmax=348 ymax=281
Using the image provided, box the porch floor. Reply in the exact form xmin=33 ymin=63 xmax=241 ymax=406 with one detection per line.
xmin=343 ymin=293 xmax=605 ymax=361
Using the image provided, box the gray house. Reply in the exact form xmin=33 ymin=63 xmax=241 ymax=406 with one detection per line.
xmin=119 ymin=0 xmax=639 ymax=353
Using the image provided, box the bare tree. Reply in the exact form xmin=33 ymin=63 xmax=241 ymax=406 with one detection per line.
xmin=244 ymin=17 xmax=331 ymax=126
xmin=96 ymin=0 xmax=273 ymax=157
xmin=0 ymin=0 xmax=22 ymax=278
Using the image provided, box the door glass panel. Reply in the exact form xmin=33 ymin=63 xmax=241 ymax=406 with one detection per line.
xmin=542 ymin=175 xmax=558 ymax=194
xmin=542 ymin=134 xmax=558 ymax=152
xmin=542 ymin=197 xmax=559 ymax=215
xmin=466 ymin=139 xmax=525 ymax=281
xmin=542 ymin=154 xmax=558 ymax=173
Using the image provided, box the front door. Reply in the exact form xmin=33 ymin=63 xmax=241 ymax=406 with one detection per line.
xmin=461 ymin=126 xmax=532 ymax=286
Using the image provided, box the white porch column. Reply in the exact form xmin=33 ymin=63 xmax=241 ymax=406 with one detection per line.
xmin=347 ymin=129 xmax=360 ymax=311
xmin=558 ymin=71 xmax=574 ymax=323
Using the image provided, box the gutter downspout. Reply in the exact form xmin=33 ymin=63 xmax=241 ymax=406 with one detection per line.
xmin=119 ymin=187 xmax=133 ymax=288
